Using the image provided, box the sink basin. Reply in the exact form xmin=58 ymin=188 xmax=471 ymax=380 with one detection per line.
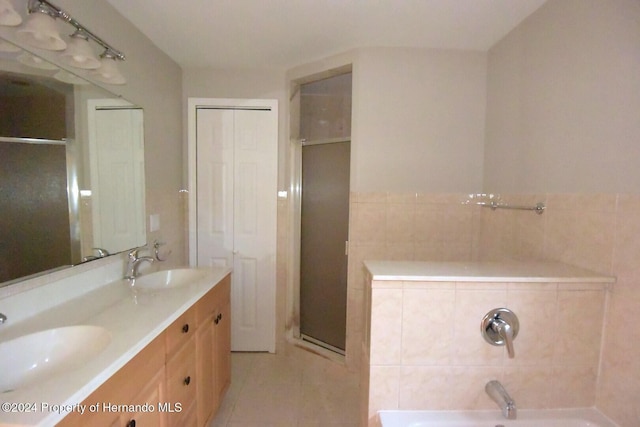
xmin=133 ymin=268 xmax=207 ymax=290
xmin=0 ymin=325 xmax=111 ymax=393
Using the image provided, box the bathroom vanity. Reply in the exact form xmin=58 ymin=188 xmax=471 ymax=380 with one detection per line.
xmin=0 ymin=263 xmax=231 ymax=427
xmin=360 ymin=260 xmax=616 ymax=427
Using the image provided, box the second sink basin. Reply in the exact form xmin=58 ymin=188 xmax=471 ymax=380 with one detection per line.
xmin=133 ymin=268 xmax=207 ymax=290
xmin=0 ymin=325 xmax=111 ymax=393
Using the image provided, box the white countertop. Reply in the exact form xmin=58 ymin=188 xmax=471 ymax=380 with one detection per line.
xmin=364 ymin=260 xmax=616 ymax=283
xmin=0 ymin=266 xmax=231 ymax=426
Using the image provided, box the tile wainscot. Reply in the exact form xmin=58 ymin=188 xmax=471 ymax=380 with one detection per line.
xmin=360 ymin=260 xmax=616 ymax=427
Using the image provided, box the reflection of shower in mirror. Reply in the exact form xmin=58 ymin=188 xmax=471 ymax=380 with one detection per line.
xmin=0 ymin=34 xmax=145 ymax=289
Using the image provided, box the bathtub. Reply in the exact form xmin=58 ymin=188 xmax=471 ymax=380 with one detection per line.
xmin=378 ymin=408 xmax=619 ymax=427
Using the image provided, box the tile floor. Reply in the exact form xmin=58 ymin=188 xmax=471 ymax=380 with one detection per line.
xmin=210 ymin=342 xmax=360 ymax=426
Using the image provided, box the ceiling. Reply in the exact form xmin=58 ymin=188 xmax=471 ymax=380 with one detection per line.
xmin=105 ymin=0 xmax=548 ymax=70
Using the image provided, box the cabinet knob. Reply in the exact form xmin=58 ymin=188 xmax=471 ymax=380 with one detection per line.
xmin=182 ymin=323 xmax=189 ymax=333
xmin=127 ymin=420 xmax=136 ymax=427
xmin=184 ymin=375 xmax=191 ymax=386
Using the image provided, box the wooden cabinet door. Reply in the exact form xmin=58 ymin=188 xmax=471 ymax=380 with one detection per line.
xmin=196 ymin=313 xmax=216 ymax=427
xmin=214 ymin=292 xmax=231 ymax=400
xmin=195 ymin=275 xmax=231 ymax=427
xmin=166 ymin=335 xmax=197 ymax=427
xmin=120 ymin=370 xmax=166 ymax=427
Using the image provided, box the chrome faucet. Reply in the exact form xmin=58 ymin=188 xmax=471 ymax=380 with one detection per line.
xmin=485 ymin=380 xmax=517 ymax=420
xmin=125 ymin=246 xmax=154 ymax=280
xmin=0 ymin=313 xmax=6 ymax=324
xmin=83 ymin=247 xmax=111 ymax=262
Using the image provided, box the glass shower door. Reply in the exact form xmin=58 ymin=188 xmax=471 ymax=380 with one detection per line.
xmin=299 ymin=140 xmax=350 ymax=352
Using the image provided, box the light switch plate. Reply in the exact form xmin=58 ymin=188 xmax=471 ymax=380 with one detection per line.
xmin=149 ymin=214 xmax=160 ymax=232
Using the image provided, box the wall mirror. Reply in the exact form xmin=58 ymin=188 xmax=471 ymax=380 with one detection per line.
xmin=0 ymin=36 xmax=145 ymax=287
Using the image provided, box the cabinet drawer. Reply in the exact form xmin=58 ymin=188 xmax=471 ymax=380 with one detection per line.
xmin=166 ymin=306 xmax=196 ymax=356
xmin=166 ymin=335 xmax=196 ymax=418
xmin=196 ymin=274 xmax=230 ymax=326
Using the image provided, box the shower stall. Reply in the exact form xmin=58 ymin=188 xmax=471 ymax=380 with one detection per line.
xmin=292 ymin=71 xmax=352 ymax=353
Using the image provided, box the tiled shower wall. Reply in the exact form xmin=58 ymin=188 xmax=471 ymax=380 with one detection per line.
xmin=347 ymin=192 xmax=640 ymax=427
xmin=362 ymin=279 xmax=608 ymax=425
xmin=347 ymin=192 xmax=476 ymax=367
xmin=347 ymin=192 xmax=481 ymax=368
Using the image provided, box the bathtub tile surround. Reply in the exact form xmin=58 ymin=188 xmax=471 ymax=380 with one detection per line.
xmin=597 ymin=196 xmax=640 ymax=426
xmin=347 ymin=191 xmax=609 ymax=367
xmin=360 ymin=262 xmax=613 ymax=426
xmin=345 ymin=191 xmax=640 ymax=426
xmin=346 ymin=192 xmax=479 ymax=368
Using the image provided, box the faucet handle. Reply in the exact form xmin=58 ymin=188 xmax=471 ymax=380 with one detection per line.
xmin=481 ymin=308 xmax=519 ymax=359
xmin=93 ymin=247 xmax=110 ymax=257
xmin=153 ymin=240 xmax=171 ymax=262
xmin=496 ymin=320 xmax=515 ymax=358
xmin=128 ymin=244 xmax=149 ymax=259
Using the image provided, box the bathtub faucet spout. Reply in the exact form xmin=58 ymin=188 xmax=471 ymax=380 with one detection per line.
xmin=485 ymin=380 xmax=516 ymax=420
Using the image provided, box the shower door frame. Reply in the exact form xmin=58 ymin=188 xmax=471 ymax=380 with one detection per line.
xmin=289 ymin=137 xmax=351 ymax=355
xmin=287 ymin=67 xmax=353 ymax=356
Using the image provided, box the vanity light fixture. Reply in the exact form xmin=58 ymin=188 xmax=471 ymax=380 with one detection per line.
xmin=90 ymin=49 xmax=126 ymax=85
xmin=14 ymin=0 xmax=126 ymax=84
xmin=0 ymin=0 xmax=21 ymax=26
xmin=60 ymin=29 xmax=100 ymax=69
xmin=15 ymin=3 xmax=66 ymax=50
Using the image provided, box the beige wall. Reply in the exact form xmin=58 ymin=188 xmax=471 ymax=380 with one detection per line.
xmin=484 ymin=0 xmax=640 ymax=194
xmin=353 ymin=47 xmax=486 ymax=193
xmin=286 ymin=47 xmax=487 ymax=193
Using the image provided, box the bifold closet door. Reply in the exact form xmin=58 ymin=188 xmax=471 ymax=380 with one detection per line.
xmin=196 ymin=107 xmax=277 ymax=352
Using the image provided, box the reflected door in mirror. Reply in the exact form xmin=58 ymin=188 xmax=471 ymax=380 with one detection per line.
xmin=88 ymin=102 xmax=146 ymax=254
